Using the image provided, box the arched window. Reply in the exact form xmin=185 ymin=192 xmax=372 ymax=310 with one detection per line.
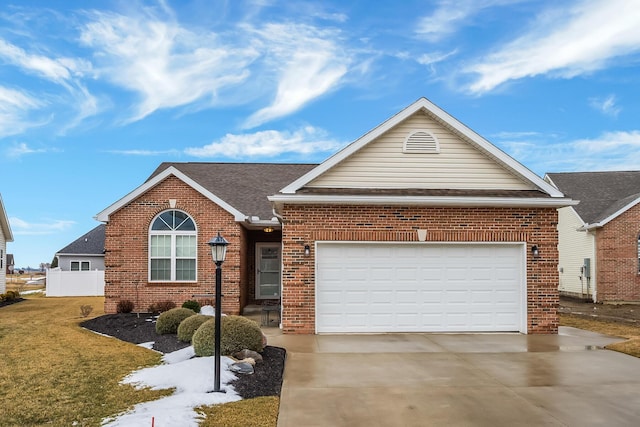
xmin=149 ymin=210 xmax=197 ymax=282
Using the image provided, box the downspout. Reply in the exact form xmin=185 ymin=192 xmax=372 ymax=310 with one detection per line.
xmin=272 ymin=206 xmax=285 ymax=330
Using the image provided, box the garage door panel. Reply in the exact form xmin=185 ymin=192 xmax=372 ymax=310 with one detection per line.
xmin=316 ymin=243 xmax=524 ymax=333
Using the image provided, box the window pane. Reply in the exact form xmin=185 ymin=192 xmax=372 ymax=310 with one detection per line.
xmin=81 ymin=262 xmax=90 ymax=271
xmin=176 ymin=259 xmax=196 ymax=281
xmin=176 ymin=235 xmax=196 ymax=257
xmin=151 ymin=235 xmax=172 ymax=257
xmin=71 ymin=262 xmax=79 ymax=271
xmin=151 ymin=259 xmax=171 ymax=281
xmin=152 ymin=211 xmax=174 ymax=230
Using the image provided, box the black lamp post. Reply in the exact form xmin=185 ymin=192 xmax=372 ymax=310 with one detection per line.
xmin=208 ymin=232 xmax=228 ymax=393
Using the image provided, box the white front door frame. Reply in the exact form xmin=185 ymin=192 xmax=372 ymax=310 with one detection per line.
xmin=255 ymin=242 xmax=281 ymax=300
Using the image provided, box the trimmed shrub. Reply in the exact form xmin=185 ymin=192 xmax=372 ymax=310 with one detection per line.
xmin=155 ymin=307 xmax=196 ymax=335
xmin=192 ymin=315 xmax=264 ymax=357
xmin=148 ymin=300 xmax=176 ymax=314
xmin=181 ymin=300 xmax=201 ymax=313
xmin=177 ymin=314 xmax=212 ymax=342
xmin=5 ymin=290 xmax=19 ymax=300
xmin=116 ymin=300 xmax=134 ymax=314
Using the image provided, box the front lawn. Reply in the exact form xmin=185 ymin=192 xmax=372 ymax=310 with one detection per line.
xmin=0 ymin=296 xmax=278 ymax=426
xmin=560 ymin=314 xmax=640 ymax=358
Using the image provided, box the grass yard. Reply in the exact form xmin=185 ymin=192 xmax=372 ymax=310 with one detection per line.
xmin=0 ymin=295 xmax=279 ymax=427
xmin=560 ymin=314 xmax=640 ymax=358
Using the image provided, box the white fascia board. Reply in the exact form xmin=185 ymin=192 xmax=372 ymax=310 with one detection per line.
xmin=0 ymin=197 xmax=13 ymax=242
xmin=95 ymin=166 xmax=246 ymax=222
xmin=281 ymin=97 xmax=564 ymax=197
xmin=269 ymin=194 xmax=577 ymax=208
xmin=582 ymin=196 xmax=640 ymax=230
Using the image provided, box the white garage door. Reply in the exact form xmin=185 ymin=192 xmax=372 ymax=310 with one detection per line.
xmin=316 ymin=243 xmax=525 ymax=333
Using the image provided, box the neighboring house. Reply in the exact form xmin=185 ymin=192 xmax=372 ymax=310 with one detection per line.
xmin=0 ymin=193 xmax=14 ymax=294
xmin=546 ymin=171 xmax=640 ymax=303
xmin=54 ymin=224 xmax=106 ymax=271
xmin=46 ymin=224 xmax=106 ymax=297
xmin=96 ymin=98 xmax=574 ymax=334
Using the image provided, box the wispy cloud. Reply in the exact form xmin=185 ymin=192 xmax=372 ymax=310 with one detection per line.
xmin=185 ymin=126 xmax=343 ymax=158
xmin=415 ymin=0 xmax=520 ymax=42
xmin=494 ymin=129 xmax=640 ymax=174
xmin=464 ymin=0 xmax=640 ymax=94
xmin=242 ymin=23 xmax=350 ymax=129
xmin=589 ymin=94 xmax=621 ymax=117
xmin=0 ymin=37 xmax=97 ymax=131
xmin=9 ymin=217 xmax=75 ymax=236
xmin=5 ymin=142 xmax=48 ymax=158
xmin=79 ymin=9 xmax=259 ymax=123
xmin=0 ymin=86 xmax=46 ymax=138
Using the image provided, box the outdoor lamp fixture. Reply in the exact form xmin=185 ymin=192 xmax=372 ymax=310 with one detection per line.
xmin=263 ymin=226 xmax=274 ymax=233
xmin=531 ymin=245 xmax=540 ymax=258
xmin=208 ymin=232 xmax=229 ymax=393
xmin=304 ymin=244 xmax=311 ymax=257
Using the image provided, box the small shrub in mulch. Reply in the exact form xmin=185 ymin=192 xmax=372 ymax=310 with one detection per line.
xmin=192 ymin=315 xmax=263 ymax=357
xmin=177 ymin=314 xmax=212 ymax=342
xmin=156 ymin=307 xmax=196 ymax=335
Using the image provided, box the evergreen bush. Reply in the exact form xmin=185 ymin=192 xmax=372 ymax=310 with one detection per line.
xmin=192 ymin=315 xmax=263 ymax=357
xmin=155 ymin=307 xmax=196 ymax=335
xmin=177 ymin=314 xmax=212 ymax=342
xmin=181 ymin=300 xmax=201 ymax=313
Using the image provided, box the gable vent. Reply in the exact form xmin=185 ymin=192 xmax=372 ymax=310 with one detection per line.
xmin=403 ymin=130 xmax=439 ymax=153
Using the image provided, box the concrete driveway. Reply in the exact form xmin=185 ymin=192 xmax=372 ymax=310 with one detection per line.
xmin=267 ymin=328 xmax=640 ymax=426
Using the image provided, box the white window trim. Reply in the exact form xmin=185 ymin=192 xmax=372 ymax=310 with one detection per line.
xmin=70 ymin=260 xmax=91 ymax=271
xmin=148 ymin=210 xmax=198 ymax=283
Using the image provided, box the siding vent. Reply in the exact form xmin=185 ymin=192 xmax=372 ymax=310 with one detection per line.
xmin=403 ymin=130 xmax=439 ymax=153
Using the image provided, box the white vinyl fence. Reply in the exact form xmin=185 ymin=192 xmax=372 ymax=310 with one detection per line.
xmin=46 ymin=268 xmax=105 ymax=296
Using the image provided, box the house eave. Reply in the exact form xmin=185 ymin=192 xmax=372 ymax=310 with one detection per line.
xmin=269 ymin=194 xmax=577 ymax=208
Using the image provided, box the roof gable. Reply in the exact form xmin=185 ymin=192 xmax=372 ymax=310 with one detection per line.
xmin=546 ymin=171 xmax=640 ymax=227
xmin=57 ymin=224 xmax=106 ymax=256
xmin=96 ymin=163 xmax=316 ymax=223
xmin=0 ymin=193 xmax=14 ymax=242
xmin=305 ymin=109 xmax=533 ymax=191
xmin=281 ymin=97 xmax=563 ymax=197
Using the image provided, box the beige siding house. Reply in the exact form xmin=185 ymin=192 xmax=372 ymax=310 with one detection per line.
xmin=0 ymin=194 xmax=14 ymax=294
xmin=556 ymin=206 xmax=597 ymax=300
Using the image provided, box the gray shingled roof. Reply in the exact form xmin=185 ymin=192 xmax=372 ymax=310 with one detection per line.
xmin=148 ymin=162 xmax=317 ymax=220
xmin=57 ymin=224 xmax=106 ymax=255
xmin=547 ymin=171 xmax=640 ymax=224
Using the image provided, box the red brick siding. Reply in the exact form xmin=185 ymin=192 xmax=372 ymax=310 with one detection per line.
xmin=595 ymin=203 xmax=640 ymax=302
xmin=104 ymin=176 xmax=244 ymax=314
xmin=280 ymin=205 xmax=559 ymax=334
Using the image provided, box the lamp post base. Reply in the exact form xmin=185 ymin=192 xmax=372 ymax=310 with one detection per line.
xmin=207 ymin=389 xmax=226 ymax=394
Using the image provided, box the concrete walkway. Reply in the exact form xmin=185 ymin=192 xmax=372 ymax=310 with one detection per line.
xmin=267 ymin=328 xmax=640 ymax=426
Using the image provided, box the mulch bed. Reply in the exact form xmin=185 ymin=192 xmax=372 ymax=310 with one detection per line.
xmin=559 ymin=297 xmax=640 ymax=324
xmin=0 ymin=298 xmax=25 ymax=308
xmin=80 ymin=313 xmax=285 ymax=399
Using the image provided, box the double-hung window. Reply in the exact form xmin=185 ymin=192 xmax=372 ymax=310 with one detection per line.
xmin=149 ymin=210 xmax=197 ymax=282
xmin=71 ymin=261 xmax=90 ymax=271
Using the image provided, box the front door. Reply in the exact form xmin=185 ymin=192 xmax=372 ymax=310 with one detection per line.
xmin=256 ymin=243 xmax=281 ymax=299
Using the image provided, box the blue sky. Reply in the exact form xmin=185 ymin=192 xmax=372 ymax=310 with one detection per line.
xmin=2 ymin=0 xmax=640 ymax=268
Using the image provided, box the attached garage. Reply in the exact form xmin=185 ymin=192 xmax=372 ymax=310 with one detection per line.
xmin=316 ymin=242 xmax=526 ymax=333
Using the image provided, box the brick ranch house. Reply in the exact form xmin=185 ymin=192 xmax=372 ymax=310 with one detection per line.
xmin=546 ymin=171 xmax=640 ymax=303
xmin=96 ymin=98 xmax=575 ymax=334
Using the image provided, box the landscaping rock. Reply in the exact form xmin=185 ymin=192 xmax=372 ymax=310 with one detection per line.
xmin=234 ymin=349 xmax=263 ymax=363
xmin=230 ymin=362 xmax=254 ymax=374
